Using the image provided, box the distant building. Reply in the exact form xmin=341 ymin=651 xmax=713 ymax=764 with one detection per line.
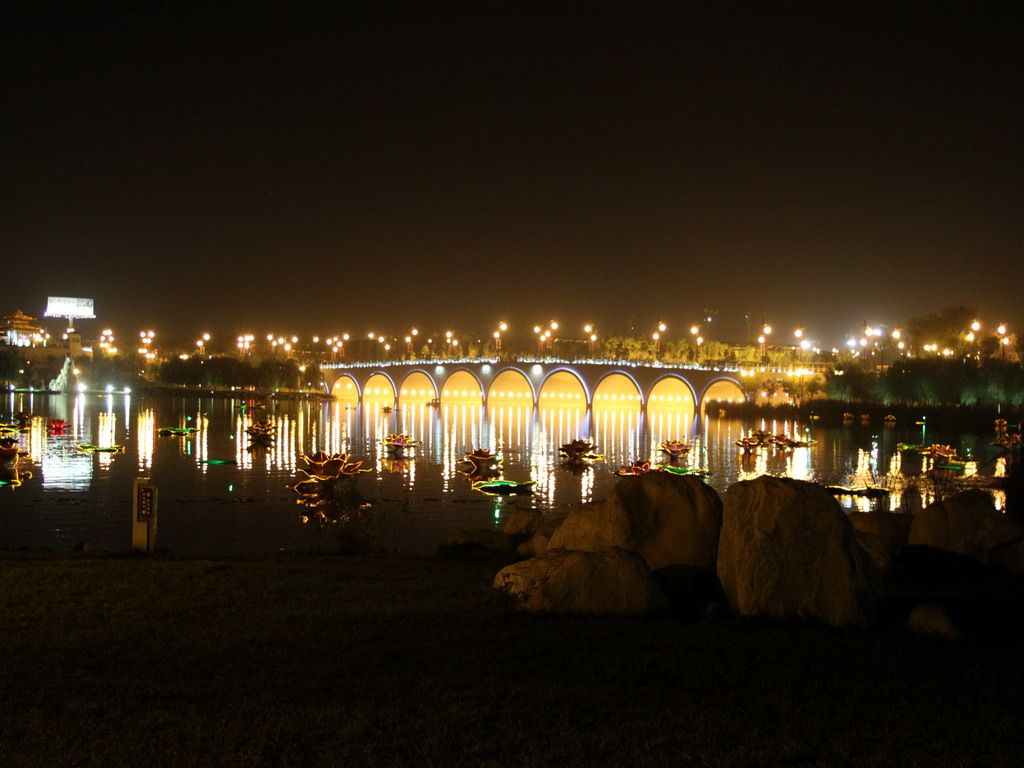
xmin=0 ymin=310 xmax=51 ymax=347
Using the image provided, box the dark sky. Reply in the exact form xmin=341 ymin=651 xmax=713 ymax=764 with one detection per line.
xmin=3 ymin=2 xmax=1022 ymax=348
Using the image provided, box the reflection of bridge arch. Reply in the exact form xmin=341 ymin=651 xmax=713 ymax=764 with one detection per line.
xmin=331 ymin=373 xmax=361 ymax=402
xmin=538 ymin=368 xmax=589 ymax=407
xmin=398 ymin=369 xmax=438 ymax=405
xmin=487 ymin=368 xmax=535 ymax=406
xmin=441 ymin=368 xmax=485 ymax=405
xmin=592 ymin=371 xmax=643 ymax=406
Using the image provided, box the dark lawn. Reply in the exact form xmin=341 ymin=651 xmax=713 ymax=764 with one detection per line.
xmin=1 ymin=550 xmax=1022 ymax=767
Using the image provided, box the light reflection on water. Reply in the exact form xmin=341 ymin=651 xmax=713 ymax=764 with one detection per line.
xmin=0 ymin=391 xmax=1009 ymax=554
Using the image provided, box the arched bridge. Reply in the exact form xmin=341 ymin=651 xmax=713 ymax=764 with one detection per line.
xmin=320 ymin=359 xmax=747 ymax=411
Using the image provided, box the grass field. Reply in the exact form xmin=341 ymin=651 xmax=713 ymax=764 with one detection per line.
xmin=1 ymin=548 xmax=1022 ymax=767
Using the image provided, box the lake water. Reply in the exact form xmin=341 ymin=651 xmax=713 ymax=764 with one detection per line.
xmin=0 ymin=391 xmax=1008 ymax=554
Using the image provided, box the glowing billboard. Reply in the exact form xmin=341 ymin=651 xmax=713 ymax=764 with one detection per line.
xmin=45 ymin=297 xmax=96 ymax=319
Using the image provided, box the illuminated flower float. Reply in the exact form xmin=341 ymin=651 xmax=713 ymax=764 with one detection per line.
xmin=825 ymin=484 xmax=890 ymax=500
xmin=78 ymin=444 xmax=126 ymax=454
xmin=381 ymin=433 xmax=421 ymax=456
xmin=1 ymin=437 xmax=35 ymax=487
xmin=48 ymin=419 xmax=68 ymax=434
xmin=471 ymin=478 xmax=536 ymax=496
xmin=291 ymin=452 xmax=373 ymax=524
xmin=0 ymin=437 xmax=25 ymax=466
xmin=559 ymin=439 xmax=602 ymax=461
xmin=245 ymin=420 xmax=275 ymax=451
xmin=657 ymin=440 xmax=692 ymax=460
xmin=656 ymin=465 xmax=710 ymax=478
xmin=922 ymin=444 xmax=966 ymax=467
xmin=770 ymin=433 xmax=815 ymax=449
xmin=158 ymin=427 xmax=198 ymax=437
xmin=457 ymin=448 xmax=501 ymax=477
xmin=994 ymin=432 xmax=1021 ymax=449
xmin=615 ymin=460 xmax=654 ymax=476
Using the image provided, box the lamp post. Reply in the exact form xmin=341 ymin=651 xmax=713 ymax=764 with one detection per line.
xmin=998 ymin=324 xmax=1008 ymax=359
xmin=760 ymin=324 xmax=771 ymax=367
xmin=691 ymin=325 xmax=701 ymax=364
xmin=493 ymin=322 xmax=506 ymax=357
xmin=584 ymin=323 xmax=596 ymax=357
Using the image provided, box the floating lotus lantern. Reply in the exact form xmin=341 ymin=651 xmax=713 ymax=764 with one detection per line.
xmin=158 ymin=427 xmax=198 ymax=437
xmin=458 ymin=448 xmax=502 ymax=475
xmin=734 ymin=436 xmax=763 ymax=452
xmin=471 ymin=479 xmax=536 ymax=496
xmin=825 ymin=485 xmax=890 ymax=499
xmin=994 ymin=433 xmax=1021 ymax=449
xmin=78 ymin=444 xmax=126 ymax=454
xmin=922 ymin=444 xmax=965 ymax=466
xmin=657 ymin=440 xmax=692 ymax=459
xmin=615 ymin=460 xmax=653 ymax=476
xmin=0 ymin=437 xmax=23 ymax=465
xmin=245 ymin=420 xmax=275 ymax=450
xmin=381 ymin=433 xmax=421 ymax=455
xmin=292 ymin=452 xmax=372 ymax=525
xmin=770 ymin=434 xmax=815 ymax=449
xmin=559 ymin=439 xmax=602 ymax=461
xmin=48 ymin=419 xmax=68 ymax=434
xmin=656 ymin=465 xmax=710 ymax=478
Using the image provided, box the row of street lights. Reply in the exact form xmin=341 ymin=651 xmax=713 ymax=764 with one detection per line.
xmin=131 ymin=318 xmax=1012 ymax=365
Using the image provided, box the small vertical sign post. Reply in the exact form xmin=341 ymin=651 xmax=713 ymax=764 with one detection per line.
xmin=132 ymin=478 xmax=158 ymax=552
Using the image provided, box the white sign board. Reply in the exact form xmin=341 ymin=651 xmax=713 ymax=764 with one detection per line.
xmin=45 ymin=297 xmax=96 ymax=319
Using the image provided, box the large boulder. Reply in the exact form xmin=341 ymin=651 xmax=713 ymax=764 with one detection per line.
xmin=503 ymin=508 xmax=544 ymax=537
xmin=908 ymin=489 xmax=1024 ymax=566
xmin=848 ymin=510 xmax=912 ymax=558
xmin=716 ymin=477 xmax=882 ymax=628
xmin=493 ymin=547 xmax=669 ymax=615
xmin=906 ymin=602 xmax=962 ymax=641
xmin=516 ymin=516 xmax=566 ymax=558
xmin=548 ymin=472 xmax=723 ymax=571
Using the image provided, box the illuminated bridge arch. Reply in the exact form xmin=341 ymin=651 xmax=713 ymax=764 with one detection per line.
xmin=397 ymin=369 xmax=438 ymax=405
xmin=322 ymin=360 xmax=748 ymax=412
xmin=487 ymin=367 xmax=535 ymax=406
xmin=538 ymin=368 xmax=589 ymax=408
xmin=699 ymin=377 xmax=746 ymax=408
xmin=440 ymin=368 xmax=485 ymax=406
xmin=647 ymin=374 xmax=698 ymax=410
xmin=331 ymin=373 xmax=361 ymax=403
xmin=592 ymin=370 xmax=644 ymax=407
xmin=362 ymin=372 xmax=397 ymax=406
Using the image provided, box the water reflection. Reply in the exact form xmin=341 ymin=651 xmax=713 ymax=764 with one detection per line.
xmin=1 ymin=392 xmax=1014 ymax=552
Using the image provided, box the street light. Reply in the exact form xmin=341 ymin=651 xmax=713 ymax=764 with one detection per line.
xmin=998 ymin=324 xmax=1009 ymax=359
xmin=584 ymin=323 xmax=596 ymax=356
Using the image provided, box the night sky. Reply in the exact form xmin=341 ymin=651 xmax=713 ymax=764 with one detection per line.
xmin=3 ymin=2 xmax=1022 ymax=348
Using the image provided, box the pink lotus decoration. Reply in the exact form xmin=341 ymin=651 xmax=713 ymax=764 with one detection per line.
xmin=49 ymin=420 xmax=68 ymax=434
xmin=658 ymin=440 xmax=692 ymax=458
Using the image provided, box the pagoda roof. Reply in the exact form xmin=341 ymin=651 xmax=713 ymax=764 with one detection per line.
xmin=1 ymin=310 xmax=44 ymax=331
